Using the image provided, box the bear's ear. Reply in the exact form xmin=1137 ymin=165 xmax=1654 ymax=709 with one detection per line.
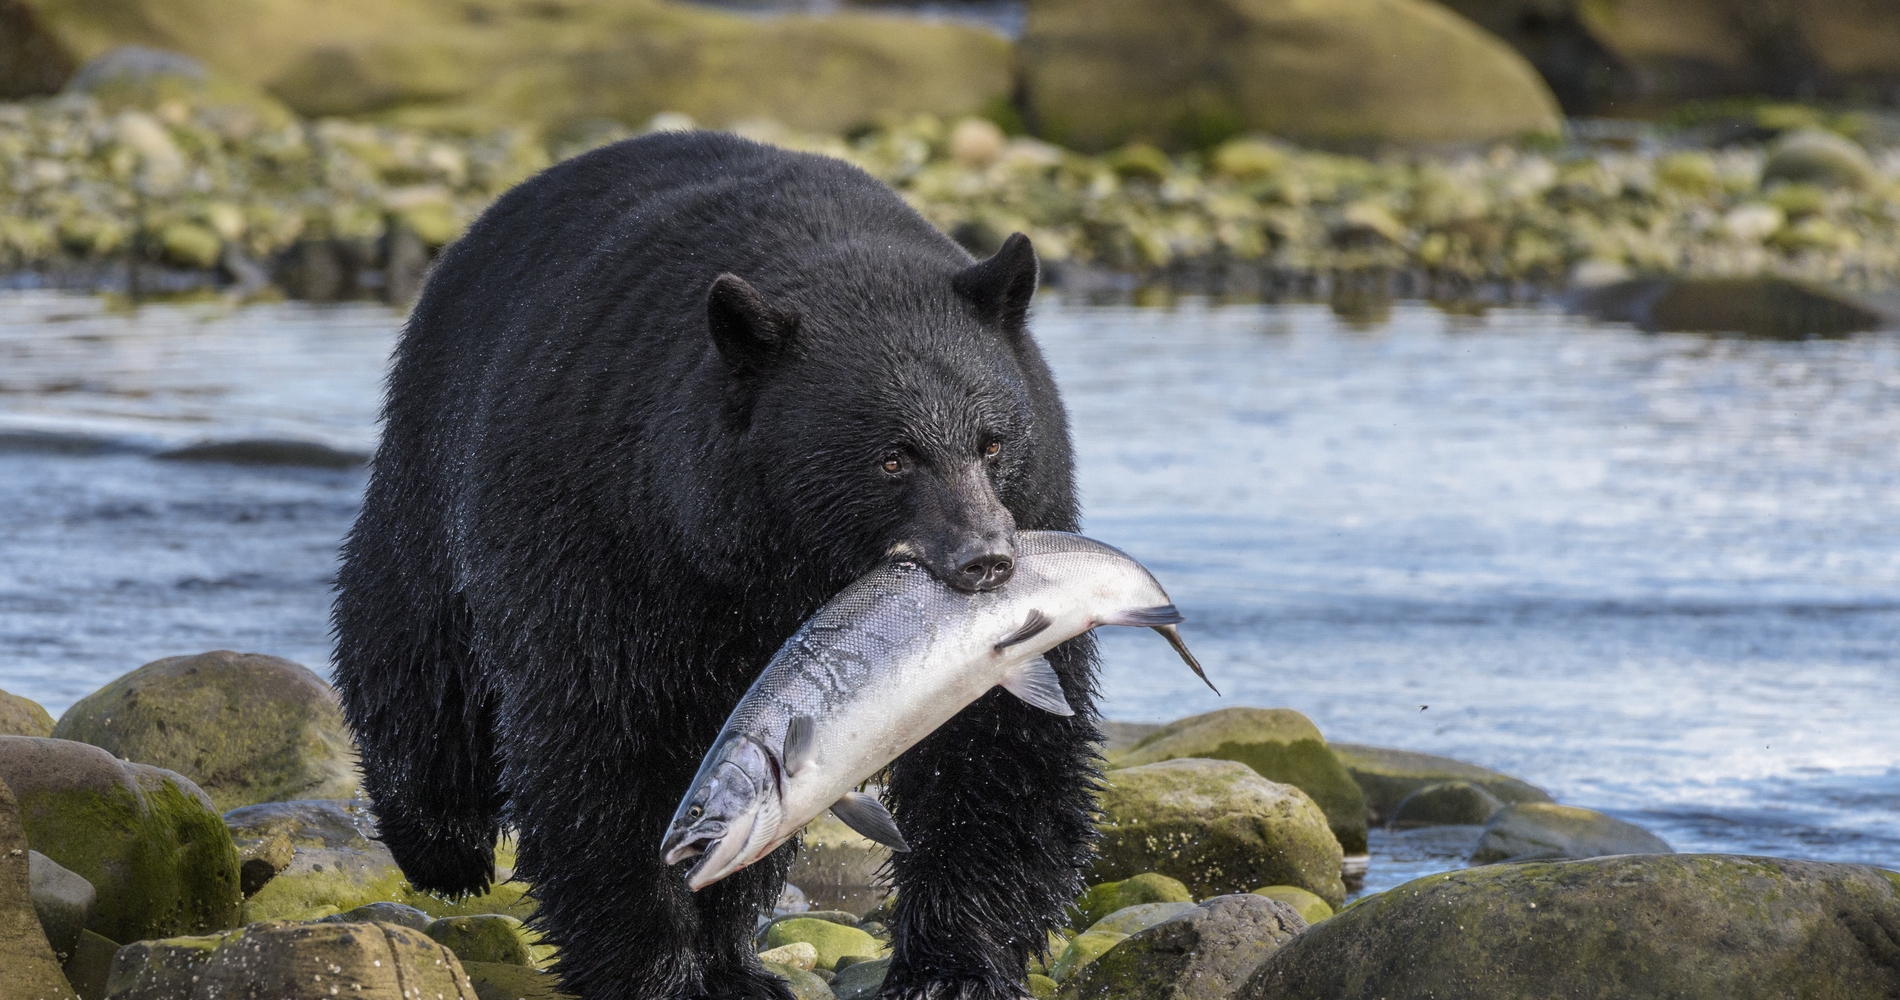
xmin=707 ymin=273 xmax=800 ymax=375
xmin=952 ymin=232 xmax=1039 ymax=333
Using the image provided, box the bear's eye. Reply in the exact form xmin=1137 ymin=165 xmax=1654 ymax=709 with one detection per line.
xmin=983 ymin=440 xmax=1003 ymax=460
xmin=880 ymin=454 xmax=905 ymax=475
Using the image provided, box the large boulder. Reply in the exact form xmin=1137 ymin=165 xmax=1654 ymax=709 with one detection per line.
xmin=0 ymin=736 xmax=241 ymax=943
xmin=764 ymin=916 xmax=883 ymax=971
xmin=1469 ymin=802 xmax=1672 ymax=863
xmin=0 ymin=775 xmax=81 ymax=1000
xmin=0 ymin=688 xmax=55 ymax=737
xmin=53 ymin=651 xmax=359 ymax=811
xmin=1112 ymin=708 xmax=1367 ymax=854
xmin=1387 ymin=780 xmax=1504 ymax=829
xmin=105 ymin=919 xmax=480 ymax=1000
xmin=1060 ymin=894 xmax=1306 ymax=1000
xmin=1328 ymin=742 xmax=1550 ymax=826
xmin=1244 ymin=855 xmax=1900 ymax=999
xmin=1019 ymin=0 xmax=1562 ymax=151
xmin=1093 ymin=759 xmax=1345 ymax=908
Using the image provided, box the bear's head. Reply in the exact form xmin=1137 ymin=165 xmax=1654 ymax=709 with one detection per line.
xmin=705 ymin=233 xmax=1068 ymax=594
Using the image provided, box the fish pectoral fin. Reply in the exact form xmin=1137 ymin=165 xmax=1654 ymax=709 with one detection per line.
xmin=994 ymin=609 xmax=1052 ymax=652
xmin=830 ymin=791 xmax=910 ymax=852
xmin=783 ymin=715 xmax=816 ymax=778
xmin=998 ymin=655 xmax=1075 ymax=716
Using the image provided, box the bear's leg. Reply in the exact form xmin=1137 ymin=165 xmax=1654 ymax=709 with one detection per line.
xmin=881 ymin=637 xmax=1101 ymax=1000
xmin=500 ymin=684 xmax=797 ymax=1000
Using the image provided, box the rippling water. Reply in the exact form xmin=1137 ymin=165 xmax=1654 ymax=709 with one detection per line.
xmin=1 ymin=290 xmax=1895 ymax=893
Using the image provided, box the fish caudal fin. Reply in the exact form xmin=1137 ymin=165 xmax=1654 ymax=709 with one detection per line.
xmin=783 ymin=715 xmax=816 ymax=777
xmin=831 ymin=791 xmax=910 ymax=851
xmin=999 ymin=655 xmax=1075 ymax=716
xmin=1155 ymin=623 xmax=1218 ymax=694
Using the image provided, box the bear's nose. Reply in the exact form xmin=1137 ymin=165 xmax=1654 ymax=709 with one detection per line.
xmin=952 ymin=545 xmax=1015 ymax=592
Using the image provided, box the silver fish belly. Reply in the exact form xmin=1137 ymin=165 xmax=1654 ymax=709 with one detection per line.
xmin=659 ymin=530 xmax=1212 ymax=890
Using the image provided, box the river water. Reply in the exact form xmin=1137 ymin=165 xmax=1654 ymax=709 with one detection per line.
xmin=1 ymin=290 xmax=1895 ymax=894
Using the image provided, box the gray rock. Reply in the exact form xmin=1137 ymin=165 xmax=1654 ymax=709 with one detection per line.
xmin=321 ymin=901 xmax=433 ymax=931
xmin=1387 ymin=780 xmax=1504 ymax=829
xmin=29 ymin=849 xmax=95 ymax=961
xmin=829 ymin=955 xmax=889 ymax=1000
xmin=1085 ymin=901 xmax=1199 ymax=936
xmin=107 ymin=920 xmax=479 ymax=1000
xmin=1328 ymin=743 xmax=1550 ymax=827
xmin=1470 ymin=802 xmax=1671 ymax=864
xmin=1568 ymin=277 xmax=1884 ymax=338
xmin=65 ymin=46 xmax=208 ymax=94
xmin=0 ymin=776 xmax=79 ymax=1000
xmin=1061 ymin=894 xmax=1307 ymax=1000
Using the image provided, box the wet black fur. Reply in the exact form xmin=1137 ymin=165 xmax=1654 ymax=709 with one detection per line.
xmin=331 ymin=132 xmax=1102 ymax=1000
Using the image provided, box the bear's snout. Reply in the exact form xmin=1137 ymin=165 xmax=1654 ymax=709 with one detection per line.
xmin=949 ymin=535 xmax=1016 ymax=592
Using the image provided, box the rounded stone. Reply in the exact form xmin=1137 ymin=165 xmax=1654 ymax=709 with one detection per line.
xmin=1388 ymin=780 xmax=1505 ymax=829
xmin=0 ymin=688 xmax=55 ymax=737
xmin=29 ymin=848 xmax=96 ymax=960
xmin=1062 ymin=894 xmax=1306 ymax=1000
xmin=0 ymin=776 xmax=80 ymax=1000
xmin=1093 ymin=758 xmax=1345 ymax=907
xmin=1469 ymin=802 xmax=1672 ymax=864
xmin=1071 ymin=872 xmax=1194 ymax=929
xmin=1050 ymin=929 xmax=1128 ymax=982
xmin=53 ymin=650 xmax=359 ymax=811
xmin=1249 ymin=885 xmax=1332 ymax=925
xmin=1243 ymin=855 xmax=1900 ymax=999
xmin=428 ymin=913 xmax=535 ymax=966
xmin=829 ymin=955 xmax=889 ymax=1000
xmin=1085 ymin=901 xmax=1200 ymax=937
xmin=762 ymin=958 xmax=835 ymax=1000
xmin=765 ymin=916 xmax=882 ymax=971
xmin=108 ymin=919 xmax=481 ymax=1000
xmin=1328 ymin=742 xmax=1550 ymax=827
xmin=759 ymin=940 xmax=819 ymax=971
xmin=1762 ymin=129 xmax=1877 ymax=191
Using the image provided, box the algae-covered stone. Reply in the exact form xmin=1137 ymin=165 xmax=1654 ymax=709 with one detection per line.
xmin=323 ymin=900 xmax=431 ymax=931
xmin=29 ymin=849 xmax=95 ymax=961
xmin=1762 ymin=129 xmax=1877 ymax=191
xmin=829 ymin=955 xmax=889 ymax=1000
xmin=1050 ymin=930 xmax=1128 ymax=982
xmin=1020 ymin=0 xmax=1561 ymax=151
xmin=0 ymin=736 xmax=241 ymax=943
xmin=429 ymin=914 xmax=534 ymax=966
xmin=1028 ymin=973 xmax=1059 ymax=999
xmin=1243 ymin=855 xmax=1900 ymax=999
xmin=766 ymin=916 xmax=882 ymax=971
xmin=190 ymin=920 xmax=477 ymax=1000
xmin=0 ymin=775 xmax=80 ymax=1000
xmin=1388 ymin=780 xmax=1504 ymax=829
xmin=1094 ymin=759 xmax=1345 ymax=908
xmin=789 ymin=812 xmax=889 ymax=916
xmin=0 ymin=688 xmax=55 ymax=737
xmin=1085 ymin=901 xmax=1199 ymax=937
xmin=53 ymin=650 xmax=359 ymax=811
xmin=1328 ymin=742 xmax=1549 ymax=826
xmin=1469 ymin=802 xmax=1671 ymax=864
xmin=1250 ymin=885 xmax=1331 ymax=925
xmin=759 ymin=941 xmax=819 ymax=971
xmin=1070 ymin=872 xmax=1193 ymax=929
xmin=104 ymin=928 xmax=244 ymax=1000
xmin=762 ymin=959 xmax=836 ymax=1000
xmin=1113 ymin=708 xmax=1367 ymax=854
xmin=462 ymin=961 xmax=573 ymax=1000
xmin=1061 ymin=894 xmax=1306 ymax=1000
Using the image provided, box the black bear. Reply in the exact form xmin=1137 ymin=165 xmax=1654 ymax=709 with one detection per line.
xmin=332 ymin=131 xmax=1100 ymax=1000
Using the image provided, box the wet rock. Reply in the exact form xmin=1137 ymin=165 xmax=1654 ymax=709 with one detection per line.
xmin=428 ymin=914 xmax=534 ymax=966
xmin=1086 ymin=901 xmax=1200 ymax=936
xmin=1249 ymin=885 xmax=1331 ymax=925
xmin=52 ymin=651 xmax=359 ymax=811
xmin=1328 ymin=743 xmax=1550 ymax=826
xmin=1093 ymin=758 xmax=1345 ymax=908
xmin=30 ymin=849 xmax=95 ymax=961
xmin=1020 ymin=0 xmax=1561 ymax=151
xmin=828 ymin=955 xmax=889 ymax=1000
xmin=789 ymin=812 xmax=889 ymax=915
xmin=1762 ymin=129 xmax=1877 ymax=191
xmin=462 ymin=961 xmax=572 ymax=1000
xmin=764 ymin=916 xmax=882 ymax=971
xmin=1469 ymin=802 xmax=1672 ymax=864
xmin=1071 ymin=872 xmax=1193 ymax=929
xmin=1050 ymin=930 xmax=1127 ymax=983
xmin=1243 ymin=855 xmax=1900 ymax=999
xmin=321 ymin=901 xmax=432 ymax=931
xmin=1113 ymin=707 xmax=1368 ymax=854
xmin=0 ymin=736 xmax=240 ymax=943
xmin=107 ymin=919 xmax=478 ymax=1000
xmin=759 ymin=941 xmax=819 ymax=971
xmin=1061 ymin=894 xmax=1306 ymax=1000
xmin=1028 ymin=973 xmax=1059 ymax=998
xmin=1569 ymin=277 xmax=1885 ymax=338
xmin=152 ymin=441 xmax=368 ymax=470
xmin=762 ymin=959 xmax=835 ymax=1000
xmin=65 ymin=928 xmax=120 ymax=1000
xmin=1 ymin=775 xmax=80 ymax=1000
xmin=1388 ymin=780 xmax=1504 ymax=829
xmin=0 ymin=688 xmax=56 ymax=737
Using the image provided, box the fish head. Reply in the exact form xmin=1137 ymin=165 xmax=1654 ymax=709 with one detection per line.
xmin=660 ymin=736 xmax=786 ymax=890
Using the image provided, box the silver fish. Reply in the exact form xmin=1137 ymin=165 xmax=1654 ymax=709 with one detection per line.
xmin=659 ymin=530 xmax=1213 ymax=890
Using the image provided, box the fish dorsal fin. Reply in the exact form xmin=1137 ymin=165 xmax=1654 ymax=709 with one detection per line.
xmin=998 ymin=655 xmax=1074 ymax=716
xmin=783 ymin=715 xmax=816 ymax=777
xmin=831 ymin=791 xmax=910 ymax=851
xmin=994 ymin=609 xmax=1052 ymax=651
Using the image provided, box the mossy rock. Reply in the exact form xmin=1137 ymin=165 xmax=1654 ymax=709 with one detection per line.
xmin=1028 ymin=973 xmax=1059 ymax=998
xmin=429 ymin=913 xmax=534 ymax=966
xmin=463 ymin=961 xmax=575 ymax=1000
xmin=108 ymin=919 xmax=480 ymax=1000
xmin=0 ymin=736 xmax=241 ymax=943
xmin=1094 ymin=759 xmax=1345 ymax=908
xmin=1387 ymin=780 xmax=1504 ymax=829
xmin=0 ymin=775 xmax=80 ymax=1000
xmin=1085 ymin=901 xmax=1199 ymax=936
xmin=1114 ymin=708 xmax=1367 ymax=853
xmin=0 ymin=688 xmax=55 ymax=737
xmin=53 ymin=650 xmax=359 ymax=812
xmin=1250 ymin=885 xmax=1332 ymax=925
xmin=762 ymin=959 xmax=835 ymax=1000
xmin=1328 ymin=742 xmax=1550 ymax=826
xmin=1020 ymin=0 xmax=1561 ymax=151
xmin=1061 ymin=894 xmax=1306 ymax=1000
xmin=1050 ymin=929 xmax=1128 ymax=982
xmin=1071 ymin=872 xmax=1193 ymax=929
xmin=1762 ymin=129 xmax=1877 ymax=192
xmin=1242 ymin=855 xmax=1900 ymax=999
xmin=1469 ymin=803 xmax=1672 ymax=864
xmin=765 ymin=916 xmax=882 ymax=971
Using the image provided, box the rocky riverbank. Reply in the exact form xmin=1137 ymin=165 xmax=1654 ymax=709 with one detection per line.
xmin=2 ymin=650 xmax=1895 ymax=999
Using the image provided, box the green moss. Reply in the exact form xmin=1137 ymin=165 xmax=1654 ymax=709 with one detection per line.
xmin=765 ymin=917 xmax=882 ymax=971
xmin=428 ymin=914 xmax=534 ymax=966
xmin=1027 ymin=973 xmax=1058 ymax=998
xmin=0 ymin=689 xmax=54 ymax=737
xmin=1070 ymin=873 xmax=1193 ymax=929
xmin=241 ymin=858 xmax=533 ymax=924
xmin=1049 ymin=930 xmax=1126 ymax=982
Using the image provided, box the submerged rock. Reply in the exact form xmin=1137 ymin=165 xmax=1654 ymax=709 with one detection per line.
xmin=152 ymin=440 xmax=369 ymax=470
xmin=1569 ymin=276 xmax=1886 ymax=338
xmin=1387 ymin=780 xmax=1505 ymax=829
xmin=1093 ymin=758 xmax=1345 ymax=907
xmin=1469 ymin=802 xmax=1672 ymax=864
xmin=1112 ymin=707 xmax=1368 ymax=854
xmin=1328 ymin=743 xmax=1550 ymax=826
xmin=1071 ymin=872 xmax=1194 ymax=929
xmin=0 ymin=736 xmax=240 ymax=943
xmin=0 ymin=776 xmax=80 ymax=1000
xmin=1061 ymin=894 xmax=1306 ymax=1000
xmin=52 ymin=650 xmax=359 ymax=811
xmin=0 ymin=688 xmax=56 ymax=737
xmin=1244 ymin=855 xmax=1900 ymax=999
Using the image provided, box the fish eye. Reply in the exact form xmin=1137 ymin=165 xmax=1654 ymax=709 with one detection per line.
xmin=687 ymin=805 xmax=702 ymax=819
